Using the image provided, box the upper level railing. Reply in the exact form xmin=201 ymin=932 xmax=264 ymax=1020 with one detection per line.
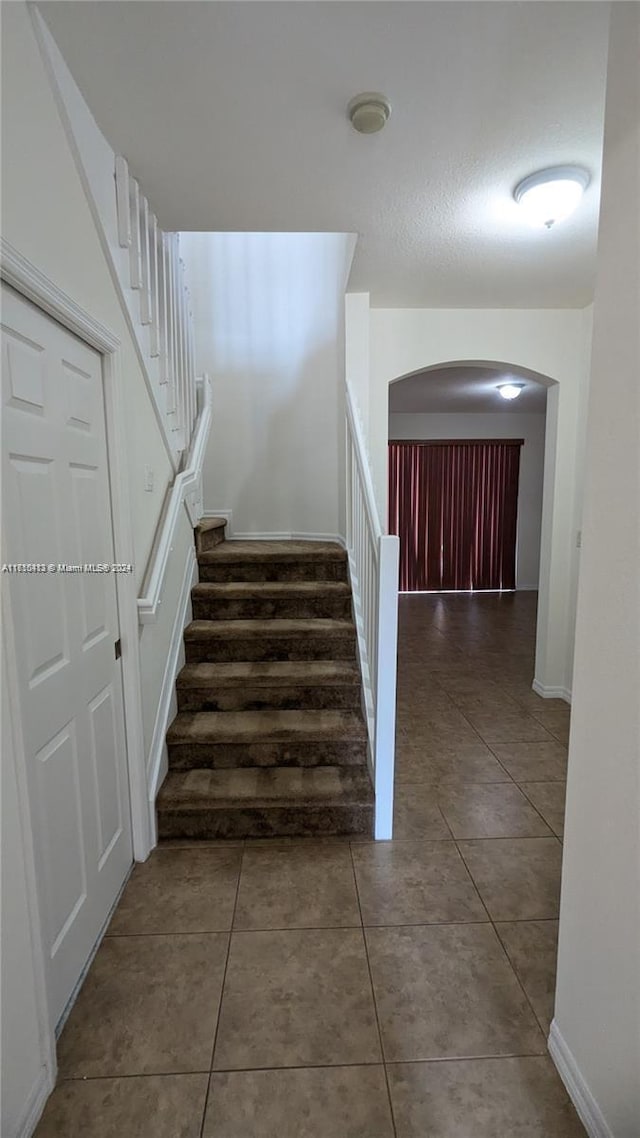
xmin=114 ymin=158 xmax=197 ymax=469
xmin=345 ymin=383 xmax=399 ymax=839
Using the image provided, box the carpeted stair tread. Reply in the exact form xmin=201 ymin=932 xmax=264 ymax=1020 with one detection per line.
xmin=157 ymin=765 xmax=374 ymax=810
xmin=196 ymin=517 xmax=227 ymax=533
xmin=185 ymin=618 xmax=355 ymax=640
xmin=198 ymin=540 xmax=346 ymax=564
xmin=167 ymin=709 xmax=367 ymax=745
xmin=177 ymin=660 xmax=361 ymax=688
xmin=192 ymin=581 xmax=351 ymax=599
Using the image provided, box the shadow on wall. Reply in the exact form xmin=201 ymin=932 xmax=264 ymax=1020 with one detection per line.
xmin=180 ymin=231 xmax=354 ymax=537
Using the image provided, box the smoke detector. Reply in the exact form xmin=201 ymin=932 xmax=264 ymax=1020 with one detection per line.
xmin=348 ymin=93 xmax=391 ymax=134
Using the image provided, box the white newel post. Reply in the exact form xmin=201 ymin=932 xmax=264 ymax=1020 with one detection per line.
xmin=374 ymin=535 xmax=400 ymax=839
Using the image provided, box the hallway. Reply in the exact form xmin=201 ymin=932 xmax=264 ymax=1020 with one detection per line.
xmin=35 ymin=594 xmax=584 ymax=1137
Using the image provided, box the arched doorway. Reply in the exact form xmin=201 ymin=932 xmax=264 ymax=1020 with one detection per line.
xmin=387 ymin=359 xmax=563 ymax=698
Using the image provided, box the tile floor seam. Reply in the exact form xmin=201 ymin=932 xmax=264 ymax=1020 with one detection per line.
xmin=491 ymin=921 xmax=554 ymax=1043
xmin=516 ymin=781 xmax=565 ymax=838
xmin=347 ymin=841 xmax=399 ymax=1138
xmin=454 ymin=837 xmax=554 ymax=1048
xmin=204 ymin=843 xmax=244 ymax=1094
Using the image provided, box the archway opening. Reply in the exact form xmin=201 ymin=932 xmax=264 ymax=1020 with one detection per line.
xmin=387 ymin=359 xmax=561 ymax=696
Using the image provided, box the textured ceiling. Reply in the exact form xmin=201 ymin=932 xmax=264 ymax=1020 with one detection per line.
xmin=39 ymin=1 xmax=610 ymax=307
xmin=389 ymin=365 xmax=548 ymax=414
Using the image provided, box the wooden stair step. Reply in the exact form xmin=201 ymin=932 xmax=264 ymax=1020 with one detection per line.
xmin=195 ymin=516 xmax=227 ymax=554
xmin=167 ymin=709 xmax=368 ymax=769
xmin=184 ymin=619 xmax=356 ymax=663
xmin=197 ymin=541 xmax=347 ymax=582
xmin=191 ymin=580 xmax=352 ymax=621
xmin=176 ymin=660 xmax=361 ymax=712
xmin=156 ymin=766 xmax=374 ymax=840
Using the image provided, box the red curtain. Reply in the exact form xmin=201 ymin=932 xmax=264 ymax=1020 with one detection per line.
xmin=388 ymin=440 xmax=522 ymax=592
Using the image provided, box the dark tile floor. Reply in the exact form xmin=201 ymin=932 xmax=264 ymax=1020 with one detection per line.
xmin=36 ymin=592 xmax=585 ymax=1137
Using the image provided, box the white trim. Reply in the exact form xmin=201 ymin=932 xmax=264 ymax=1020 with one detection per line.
xmin=202 ymin=511 xmax=347 ymax=548
xmin=533 ymin=679 xmax=572 ymax=704
xmin=2 ymin=599 xmax=57 ymax=1136
xmin=0 ymin=239 xmax=119 ymax=352
xmin=137 ymin=377 xmax=212 ymax=623
xmin=145 ymin=545 xmax=198 ymax=843
xmin=0 ymin=243 xmax=151 ymax=864
xmin=374 ymin=535 xmax=399 ymax=840
xmin=13 ymin=1066 xmax=54 ymax=1138
xmin=548 ymin=1020 xmax=615 ymax=1138
xmin=226 ymin=532 xmax=347 ymax=546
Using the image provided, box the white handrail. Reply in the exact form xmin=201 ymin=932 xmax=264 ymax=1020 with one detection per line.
xmin=137 ymin=376 xmax=212 ymax=624
xmin=345 ymin=382 xmax=399 ymax=839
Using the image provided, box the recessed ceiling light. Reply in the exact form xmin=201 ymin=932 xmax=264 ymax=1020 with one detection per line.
xmin=348 ymin=92 xmax=391 ymax=134
xmin=497 ymin=383 xmax=525 ymax=401
xmin=514 ymin=166 xmax=590 ymax=229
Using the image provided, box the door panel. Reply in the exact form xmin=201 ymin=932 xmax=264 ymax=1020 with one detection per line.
xmin=1 ymin=285 xmax=132 ymax=1027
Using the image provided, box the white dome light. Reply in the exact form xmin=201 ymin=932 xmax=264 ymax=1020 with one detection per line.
xmin=497 ymin=383 xmax=525 ymax=401
xmin=514 ymin=166 xmax=590 ymax=229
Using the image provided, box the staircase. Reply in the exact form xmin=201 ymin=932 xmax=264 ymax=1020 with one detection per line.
xmin=156 ymin=519 xmax=374 ymax=839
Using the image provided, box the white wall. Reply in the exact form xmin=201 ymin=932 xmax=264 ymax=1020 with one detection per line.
xmin=345 ymin=292 xmax=371 ymax=436
xmin=360 ymin=301 xmax=593 ymax=699
xmin=389 ymin=411 xmax=546 ymax=590
xmin=1 ymin=3 xmax=172 ymax=588
xmin=552 ymin=7 xmax=640 ymax=1135
xmin=1 ymin=637 xmax=54 ymax=1137
xmin=181 ymin=231 xmax=355 ymax=539
xmin=1 ymin=9 xmax=196 ymax=1130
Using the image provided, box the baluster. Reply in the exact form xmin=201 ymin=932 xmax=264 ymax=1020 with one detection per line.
xmin=164 ymin=234 xmax=176 ymax=416
xmin=149 ymin=214 xmax=159 ymax=357
xmin=129 ymin=177 xmax=142 ymax=290
xmin=115 ymin=156 xmax=130 ymax=249
xmin=139 ymin=196 xmax=151 ymax=325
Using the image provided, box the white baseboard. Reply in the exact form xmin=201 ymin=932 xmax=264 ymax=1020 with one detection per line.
xmin=201 ymin=512 xmax=345 ymax=548
xmin=146 ymin=546 xmax=197 ymax=845
xmin=15 ymin=1065 xmax=55 ymax=1138
xmin=532 ymin=679 xmax=572 ymax=704
xmin=548 ymin=1020 xmax=615 ymax=1138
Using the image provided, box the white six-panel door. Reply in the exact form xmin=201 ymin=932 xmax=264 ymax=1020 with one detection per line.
xmin=1 ymin=285 xmax=133 ymax=1027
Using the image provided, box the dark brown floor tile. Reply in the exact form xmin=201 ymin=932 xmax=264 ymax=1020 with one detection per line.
xmin=458 ymin=838 xmax=562 ymax=920
xmin=392 ymin=784 xmax=451 ymax=840
xmin=57 ymin=934 xmax=228 ymax=1077
xmin=234 ymin=843 xmax=360 ymax=928
xmin=203 ymin=1067 xmax=394 ymax=1137
xmin=489 ymin=741 xmax=567 ymax=783
xmin=496 ymin=920 xmax=559 ymax=1032
xmin=436 ymin=782 xmax=553 ymax=838
xmin=463 ymin=711 xmax=553 ymax=744
xmin=394 ymin=744 xmax=510 ymax=785
xmin=352 ymin=840 xmax=486 ymax=926
xmin=366 ymin=924 xmax=545 ymax=1061
xmin=520 ymin=782 xmax=566 ymax=837
xmin=34 ymin=1075 xmax=209 ymax=1138
xmin=108 ymin=847 xmax=242 ymax=934
xmin=213 ymin=928 xmax=380 ymax=1069
xmin=387 ymin=1057 xmax=586 ymax=1137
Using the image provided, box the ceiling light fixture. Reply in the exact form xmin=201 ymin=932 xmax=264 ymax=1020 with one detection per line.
xmin=348 ymin=92 xmax=391 ymax=134
xmin=497 ymin=383 xmax=525 ymax=401
xmin=514 ymin=166 xmax=590 ymax=229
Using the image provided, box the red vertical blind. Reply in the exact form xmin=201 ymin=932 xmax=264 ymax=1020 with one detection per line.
xmin=388 ymin=440 xmax=522 ymax=592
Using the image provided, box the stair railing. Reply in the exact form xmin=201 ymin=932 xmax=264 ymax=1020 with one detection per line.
xmin=345 ymin=383 xmax=399 ymax=839
xmin=115 ymin=158 xmax=197 ymax=468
